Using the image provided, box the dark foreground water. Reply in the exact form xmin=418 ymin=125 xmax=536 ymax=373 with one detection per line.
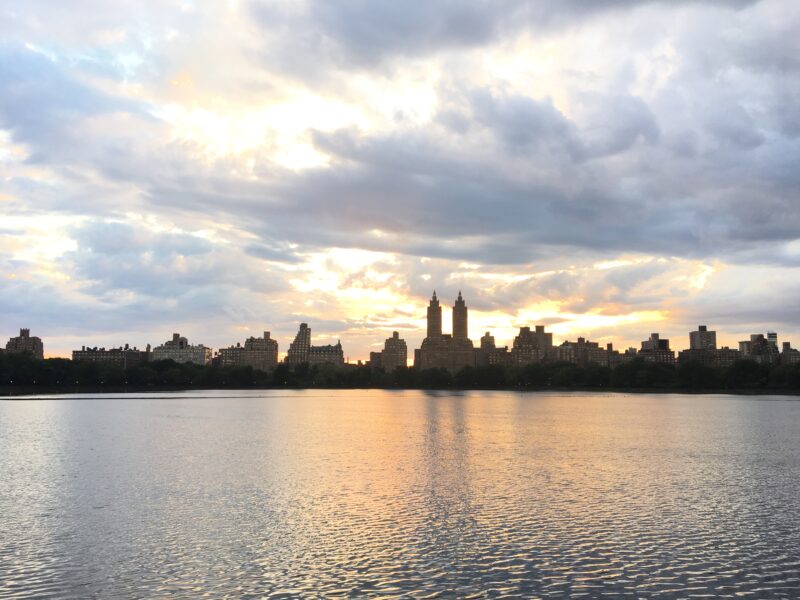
xmin=1 ymin=391 xmax=799 ymax=599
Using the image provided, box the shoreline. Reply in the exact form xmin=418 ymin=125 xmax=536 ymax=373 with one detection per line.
xmin=2 ymin=385 xmax=799 ymax=398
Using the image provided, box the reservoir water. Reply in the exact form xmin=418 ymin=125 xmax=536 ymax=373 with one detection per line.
xmin=1 ymin=390 xmax=799 ymax=598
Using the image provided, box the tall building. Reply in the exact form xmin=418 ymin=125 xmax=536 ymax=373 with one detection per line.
xmin=638 ymin=333 xmax=675 ymax=364
xmin=218 ymin=332 xmax=279 ymax=372
xmin=427 ymin=291 xmax=442 ymax=338
xmin=689 ymin=325 xmax=717 ymax=350
xmin=767 ymin=332 xmax=778 ymax=351
xmin=511 ymin=325 xmax=552 ymax=365
xmin=152 ymin=333 xmax=212 ymax=365
xmin=452 ymin=291 xmax=468 ymax=340
xmin=72 ymin=344 xmax=150 ymax=368
xmin=480 ymin=332 xmax=495 ymax=350
xmin=5 ymin=328 xmax=44 ymax=360
xmin=416 ymin=291 xmax=475 ymax=372
xmin=381 ymin=331 xmax=407 ymax=371
xmin=286 ymin=323 xmax=311 ymax=365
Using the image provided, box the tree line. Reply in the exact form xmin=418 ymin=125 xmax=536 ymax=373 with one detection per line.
xmin=2 ymin=352 xmax=800 ymax=392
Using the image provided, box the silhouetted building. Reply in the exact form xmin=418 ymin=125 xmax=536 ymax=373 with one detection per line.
xmin=381 ymin=331 xmax=407 ymax=371
xmin=638 ymin=333 xmax=675 ymax=364
xmin=286 ymin=323 xmax=311 ymax=365
xmin=369 ymin=351 xmax=382 ymax=369
xmin=308 ymin=341 xmax=344 ymax=366
xmin=781 ymin=342 xmax=800 ymax=365
xmin=557 ymin=337 xmax=609 ymax=367
xmin=681 ymin=325 xmax=738 ymax=366
xmin=739 ymin=333 xmax=779 ymax=365
xmin=72 ymin=344 xmax=150 ymax=368
xmin=219 ymin=332 xmax=279 ymax=372
xmin=606 ymin=343 xmax=635 ymax=368
xmin=152 ymin=333 xmax=211 ymax=365
xmin=286 ymin=323 xmax=344 ymax=367
xmin=5 ymin=328 xmax=44 ymax=360
xmin=475 ymin=331 xmax=495 ymax=366
xmin=767 ymin=332 xmax=778 ymax=351
xmin=480 ymin=332 xmax=495 ymax=350
xmin=678 ymin=347 xmax=740 ymax=368
xmin=511 ymin=325 xmax=552 ymax=365
xmin=427 ymin=291 xmax=442 ymax=338
xmin=690 ymin=325 xmax=717 ymax=350
xmin=416 ymin=292 xmax=475 ymax=372
xmin=487 ymin=346 xmax=512 ymax=365
xmin=452 ymin=291 xmax=468 ymax=340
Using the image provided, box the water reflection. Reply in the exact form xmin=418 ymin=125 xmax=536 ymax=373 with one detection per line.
xmin=1 ymin=390 xmax=799 ymax=598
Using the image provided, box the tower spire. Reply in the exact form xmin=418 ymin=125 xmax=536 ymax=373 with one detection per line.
xmin=453 ymin=291 xmax=468 ymax=340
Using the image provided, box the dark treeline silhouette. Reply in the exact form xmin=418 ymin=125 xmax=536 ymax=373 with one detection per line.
xmin=2 ymin=352 xmax=800 ymax=393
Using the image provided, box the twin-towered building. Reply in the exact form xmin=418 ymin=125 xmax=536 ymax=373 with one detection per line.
xmin=415 ymin=291 xmax=476 ymax=372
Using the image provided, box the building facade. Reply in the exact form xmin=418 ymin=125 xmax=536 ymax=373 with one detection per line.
xmin=151 ymin=333 xmax=212 ymax=365
xmin=286 ymin=323 xmax=311 ymax=365
xmin=511 ymin=325 xmax=553 ymax=365
xmin=308 ymin=342 xmax=344 ymax=366
xmin=781 ymin=342 xmax=800 ymax=365
xmin=690 ymin=325 xmax=717 ymax=350
xmin=218 ymin=332 xmax=279 ymax=372
xmin=416 ymin=292 xmax=475 ymax=372
xmin=5 ymin=328 xmax=44 ymax=360
xmin=381 ymin=331 xmax=408 ymax=371
xmin=557 ymin=337 xmax=610 ymax=367
xmin=638 ymin=333 xmax=676 ymax=364
xmin=678 ymin=347 xmax=741 ymax=368
xmin=739 ymin=334 xmax=779 ymax=365
xmin=72 ymin=344 xmax=150 ymax=368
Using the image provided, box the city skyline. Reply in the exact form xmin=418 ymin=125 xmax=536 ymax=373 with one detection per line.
xmin=2 ymin=1 xmax=800 ymax=362
xmin=3 ymin=288 xmax=796 ymax=365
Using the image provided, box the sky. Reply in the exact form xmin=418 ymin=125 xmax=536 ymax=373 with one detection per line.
xmin=1 ymin=0 xmax=799 ymax=360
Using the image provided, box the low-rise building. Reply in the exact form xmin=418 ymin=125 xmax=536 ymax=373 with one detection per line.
xmin=5 ymin=328 xmax=44 ymax=360
xmin=556 ymin=337 xmax=610 ymax=367
xmin=72 ymin=344 xmax=150 ymax=368
xmin=606 ymin=343 xmax=635 ymax=368
xmin=152 ymin=333 xmax=212 ymax=365
xmin=678 ymin=347 xmax=741 ymax=368
xmin=308 ymin=342 xmax=344 ymax=366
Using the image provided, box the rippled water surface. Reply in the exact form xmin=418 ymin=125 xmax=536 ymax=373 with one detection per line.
xmin=1 ymin=390 xmax=799 ymax=598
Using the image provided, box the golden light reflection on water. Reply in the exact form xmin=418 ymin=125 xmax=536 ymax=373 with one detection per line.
xmin=1 ymin=390 xmax=799 ymax=597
